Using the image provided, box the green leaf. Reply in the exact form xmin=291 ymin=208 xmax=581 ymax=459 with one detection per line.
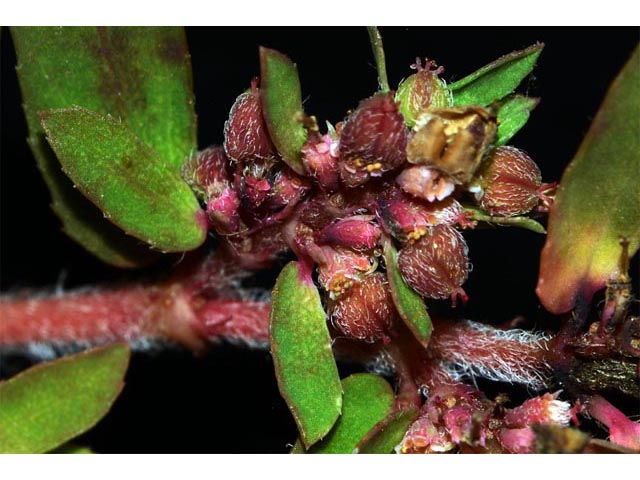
xmin=0 ymin=343 xmax=130 ymax=454
xmin=463 ymin=207 xmax=546 ymax=234
xmin=356 ymin=406 xmax=419 ymax=454
xmin=270 ymin=261 xmax=342 ymax=448
xmin=40 ymin=107 xmax=206 ymax=252
xmin=11 ymin=27 xmax=197 ymax=266
xmin=260 ymin=47 xmax=308 ymax=175
xmin=496 ymin=95 xmax=539 ymax=146
xmin=537 ymin=46 xmax=640 ymax=314
xmin=384 ymin=240 xmax=433 ymax=348
xmin=298 ymin=374 xmax=394 ymax=454
xmin=450 ymin=43 xmax=543 ymax=107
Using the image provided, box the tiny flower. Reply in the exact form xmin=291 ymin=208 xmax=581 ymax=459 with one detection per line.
xmin=316 ymin=246 xmax=377 ymax=299
xmin=378 ymin=189 xmax=466 ymax=243
xmin=317 ymin=215 xmax=381 ymax=251
xmin=301 ymin=133 xmax=340 ymax=191
xmin=338 ymin=93 xmax=409 ymax=187
xmin=223 ymin=81 xmax=277 ymax=164
xmin=395 ymin=58 xmax=453 ymax=127
xmin=206 ymin=187 xmax=241 ymax=234
xmin=474 ymin=146 xmax=543 ymax=216
xmin=243 ymin=175 xmax=272 ymax=209
xmin=328 ymin=272 xmax=396 ymax=343
xmin=398 ymin=225 xmax=470 ymax=302
xmin=396 ymin=165 xmax=456 ymax=202
xmin=266 ymin=168 xmax=310 ymax=212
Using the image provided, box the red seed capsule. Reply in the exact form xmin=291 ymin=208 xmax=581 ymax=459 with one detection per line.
xmin=328 ymin=272 xmax=396 ymax=343
xmin=223 ymin=83 xmax=277 ymax=164
xmin=476 ymin=146 xmax=542 ymax=216
xmin=338 ymin=93 xmax=409 ymax=187
xmin=398 ymin=225 xmax=469 ymax=300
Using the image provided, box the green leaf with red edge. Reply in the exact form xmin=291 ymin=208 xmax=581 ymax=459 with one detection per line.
xmin=0 ymin=343 xmax=130 ymax=454
xmin=40 ymin=107 xmax=206 ymax=252
xmin=355 ymin=406 xmax=419 ymax=454
xmin=495 ymin=95 xmax=539 ymax=147
xmin=537 ymin=46 xmax=640 ymax=314
xmin=450 ymin=43 xmax=543 ymax=107
xmin=293 ymin=374 xmax=394 ymax=454
xmin=11 ymin=27 xmax=196 ymax=266
xmin=260 ymin=47 xmax=308 ymax=175
xmin=270 ymin=261 xmax=342 ymax=448
xmin=384 ymin=240 xmax=433 ymax=348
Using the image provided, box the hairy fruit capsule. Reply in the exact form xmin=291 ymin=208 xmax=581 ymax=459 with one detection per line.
xmin=328 ymin=272 xmax=396 ymax=343
xmin=398 ymin=225 xmax=470 ymax=300
xmin=301 ymin=133 xmax=340 ymax=191
xmin=475 ymin=146 xmax=542 ymax=216
xmin=338 ymin=93 xmax=409 ymax=187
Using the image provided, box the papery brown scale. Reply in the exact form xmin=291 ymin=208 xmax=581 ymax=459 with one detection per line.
xmin=338 ymin=93 xmax=409 ymax=187
xmin=223 ymin=87 xmax=277 ymax=164
xmin=398 ymin=225 xmax=469 ymax=299
xmin=477 ymin=146 xmax=542 ymax=216
xmin=327 ymin=272 xmax=396 ymax=343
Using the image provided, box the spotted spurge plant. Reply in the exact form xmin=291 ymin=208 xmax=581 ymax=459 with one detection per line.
xmin=1 ymin=27 xmax=638 ymax=454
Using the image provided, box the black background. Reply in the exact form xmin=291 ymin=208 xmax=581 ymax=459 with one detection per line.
xmin=1 ymin=27 xmax=638 ymax=452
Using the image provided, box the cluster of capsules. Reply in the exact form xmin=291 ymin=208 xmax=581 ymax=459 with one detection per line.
xmin=183 ymin=61 xmax=552 ymax=345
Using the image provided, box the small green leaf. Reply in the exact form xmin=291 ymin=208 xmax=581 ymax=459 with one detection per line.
xmin=496 ymin=95 xmax=539 ymax=146
xmin=450 ymin=43 xmax=543 ymax=107
xmin=384 ymin=240 xmax=433 ymax=348
xmin=537 ymin=46 xmax=640 ymax=314
xmin=40 ymin=107 xmax=206 ymax=252
xmin=356 ymin=406 xmax=419 ymax=454
xmin=260 ymin=47 xmax=308 ymax=175
xmin=299 ymin=374 xmax=394 ymax=454
xmin=270 ymin=261 xmax=342 ymax=448
xmin=464 ymin=207 xmax=546 ymax=234
xmin=0 ymin=344 xmax=130 ymax=454
xmin=11 ymin=27 xmax=196 ymax=266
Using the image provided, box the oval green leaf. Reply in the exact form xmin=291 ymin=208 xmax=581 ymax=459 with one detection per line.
xmin=11 ymin=27 xmax=197 ymax=266
xmin=356 ymin=406 xmax=419 ymax=454
xmin=537 ymin=47 xmax=640 ymax=314
xmin=296 ymin=373 xmax=394 ymax=454
xmin=384 ymin=240 xmax=433 ymax=347
xmin=270 ymin=261 xmax=342 ymax=448
xmin=40 ymin=107 xmax=206 ymax=252
xmin=260 ymin=47 xmax=308 ymax=175
xmin=0 ymin=343 xmax=130 ymax=454
xmin=496 ymin=95 xmax=539 ymax=147
xmin=450 ymin=43 xmax=544 ymax=107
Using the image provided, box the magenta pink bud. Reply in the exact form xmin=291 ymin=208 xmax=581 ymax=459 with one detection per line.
xmin=396 ymin=165 xmax=455 ymax=202
xmin=397 ymin=225 xmax=469 ymax=300
xmin=328 ymin=272 xmax=395 ymax=343
xmin=317 ymin=215 xmax=381 ymax=251
xmin=301 ymin=133 xmax=340 ymax=191
xmin=223 ymin=82 xmax=277 ymax=164
xmin=476 ymin=146 xmax=542 ymax=216
xmin=243 ymin=176 xmax=272 ymax=208
xmin=338 ymin=93 xmax=409 ymax=187
xmin=207 ymin=187 xmax=241 ymax=234
xmin=504 ymin=392 xmax=572 ymax=429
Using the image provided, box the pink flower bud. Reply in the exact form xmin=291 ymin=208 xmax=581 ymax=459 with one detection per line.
xmin=207 ymin=187 xmax=240 ymax=234
xmin=396 ymin=165 xmax=455 ymax=202
xmin=398 ymin=225 xmax=469 ymax=301
xmin=328 ymin=272 xmax=395 ymax=343
xmin=338 ymin=93 xmax=409 ymax=187
xmin=317 ymin=215 xmax=381 ymax=251
xmin=475 ymin=146 xmax=542 ymax=216
xmin=301 ymin=133 xmax=340 ymax=191
xmin=223 ymin=82 xmax=277 ymax=164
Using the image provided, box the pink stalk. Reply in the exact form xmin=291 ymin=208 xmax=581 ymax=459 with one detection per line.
xmin=586 ymin=395 xmax=640 ymax=450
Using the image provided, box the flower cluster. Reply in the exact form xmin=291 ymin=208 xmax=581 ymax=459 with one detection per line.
xmin=182 ymin=65 xmax=551 ymax=344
